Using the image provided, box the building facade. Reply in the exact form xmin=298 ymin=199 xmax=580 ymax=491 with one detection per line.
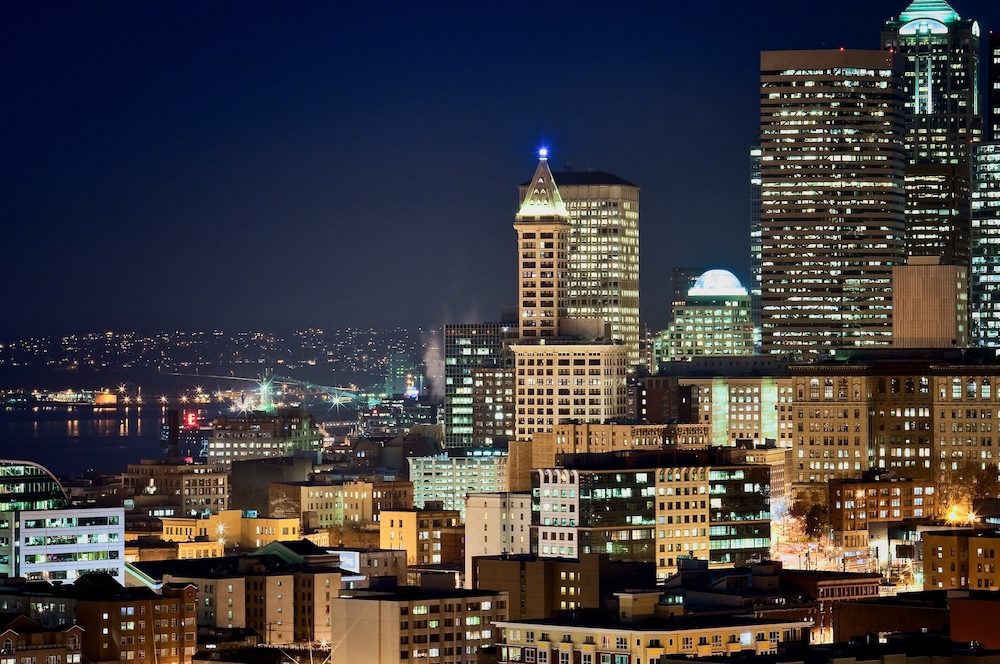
xmin=891 ymin=257 xmax=969 ymax=347
xmin=666 ymin=269 xmax=754 ymax=360
xmin=534 ymin=451 xmax=771 ymax=580
xmin=208 ymin=409 xmax=322 ymax=464
xmin=329 ymin=584 xmax=506 ymax=664
xmin=510 ymin=341 xmax=630 ymax=442
xmin=462 ymin=492 xmax=532 ymax=588
xmin=471 ymin=553 xmax=654 ymax=619
xmin=495 ymin=606 xmax=810 ymax=664
xmin=470 ymin=366 xmax=515 ymax=446
xmin=972 ymin=32 xmax=1000 ymax=345
xmin=121 ymin=460 xmax=229 ymax=515
xmin=790 ymin=349 xmax=1000 ymax=502
xmin=760 ymin=49 xmax=906 ymax=352
xmin=409 ymin=449 xmax=509 ymax=520
xmin=380 ymin=507 xmax=464 ymax=566
xmin=829 ymin=475 xmax=938 ymax=549
xmin=443 ymin=323 xmax=516 ymax=448
xmin=520 ymin=170 xmax=641 ymax=364
xmin=882 ymin=0 xmax=982 ymax=266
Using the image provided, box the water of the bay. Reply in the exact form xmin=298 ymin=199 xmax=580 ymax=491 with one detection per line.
xmin=0 ymin=406 xmax=223 ymax=476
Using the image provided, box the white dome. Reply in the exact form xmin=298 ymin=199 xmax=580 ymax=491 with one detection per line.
xmin=688 ymin=269 xmax=747 ymax=297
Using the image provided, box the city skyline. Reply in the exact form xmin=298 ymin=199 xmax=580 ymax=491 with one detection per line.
xmin=7 ymin=1 xmax=1000 ymax=340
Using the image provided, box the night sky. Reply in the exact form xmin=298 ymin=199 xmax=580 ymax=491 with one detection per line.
xmin=5 ymin=1 xmax=1000 ymax=339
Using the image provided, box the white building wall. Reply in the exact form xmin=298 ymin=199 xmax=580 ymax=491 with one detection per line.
xmin=536 ymin=469 xmax=580 ymax=559
xmin=13 ymin=506 xmax=126 ymax=581
xmin=463 ymin=492 xmax=532 ymax=588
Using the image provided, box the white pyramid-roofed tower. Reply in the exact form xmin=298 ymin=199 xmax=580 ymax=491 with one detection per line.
xmin=514 ymin=150 xmax=570 ymax=338
xmin=516 ymin=150 xmax=568 ymax=220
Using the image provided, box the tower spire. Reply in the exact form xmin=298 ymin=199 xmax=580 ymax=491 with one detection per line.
xmin=516 ymin=150 xmax=567 ymax=220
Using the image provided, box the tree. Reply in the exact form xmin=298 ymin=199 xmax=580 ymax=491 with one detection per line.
xmin=789 ymin=500 xmax=829 ymax=540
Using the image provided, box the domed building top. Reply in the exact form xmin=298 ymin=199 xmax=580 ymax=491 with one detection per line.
xmin=688 ymin=269 xmax=747 ymax=297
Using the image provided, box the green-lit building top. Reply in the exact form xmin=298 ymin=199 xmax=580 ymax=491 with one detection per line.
xmin=0 ymin=461 xmax=69 ymax=512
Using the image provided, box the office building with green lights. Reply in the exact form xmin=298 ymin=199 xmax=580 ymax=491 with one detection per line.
xmin=533 ymin=450 xmax=770 ymax=580
xmin=882 ymin=0 xmax=982 ymax=275
xmin=443 ymin=322 xmax=517 ymax=448
xmin=0 ymin=461 xmax=125 ymax=582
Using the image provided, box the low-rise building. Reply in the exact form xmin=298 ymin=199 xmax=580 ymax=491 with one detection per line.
xmin=409 ymin=448 xmax=508 ymax=520
xmin=0 ymin=615 xmax=84 ymax=664
xmin=463 ymin=492 xmax=531 ymax=588
xmin=121 ymin=460 xmax=229 ymax=515
xmin=0 ymin=461 xmax=126 ymax=582
xmin=268 ymin=478 xmax=413 ymax=529
xmin=329 ymin=578 xmax=506 ymax=664
xmin=197 ymin=510 xmax=300 ymax=550
xmin=380 ymin=506 xmax=464 ymax=566
xmin=208 ymin=409 xmax=322 ymax=465
xmin=471 ymin=553 xmax=654 ymax=619
xmin=74 ymin=574 xmax=198 ymax=664
xmin=495 ymin=592 xmax=810 ymax=663
xmin=829 ymin=474 xmax=938 ymax=549
xmin=124 ymin=537 xmax=224 ymax=563
xmin=2 ymin=506 xmax=126 ymax=582
xmin=922 ymin=527 xmax=1000 ymax=590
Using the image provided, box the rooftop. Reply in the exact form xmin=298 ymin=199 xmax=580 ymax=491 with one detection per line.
xmin=497 ymin=609 xmax=808 ymax=631
xmin=519 ymin=171 xmax=638 ymax=187
xmin=339 ymin=586 xmax=502 ymax=602
xmin=899 ymin=0 xmax=960 ymax=23
xmin=688 ymin=269 xmax=748 ymax=298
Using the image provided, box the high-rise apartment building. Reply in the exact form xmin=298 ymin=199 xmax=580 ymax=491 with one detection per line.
xmin=520 ymin=168 xmax=640 ymax=363
xmin=972 ymin=33 xmax=1000 ymax=345
xmin=760 ymin=50 xmax=906 ymax=353
xmin=470 ymin=365 xmax=515 ymax=444
xmin=991 ymin=30 xmax=1000 ymax=141
xmin=882 ymin=0 xmax=981 ymax=267
xmin=443 ymin=323 xmax=516 ymax=447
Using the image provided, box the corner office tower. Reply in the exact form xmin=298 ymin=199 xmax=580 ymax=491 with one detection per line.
xmin=760 ymin=49 xmax=907 ymax=353
xmin=882 ymin=1 xmax=981 ymax=269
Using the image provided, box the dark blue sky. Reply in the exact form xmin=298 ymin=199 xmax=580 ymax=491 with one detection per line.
xmin=4 ymin=0 xmax=1000 ymax=337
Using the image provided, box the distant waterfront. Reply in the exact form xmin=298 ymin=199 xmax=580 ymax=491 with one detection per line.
xmin=0 ymin=406 xmax=223 ymax=476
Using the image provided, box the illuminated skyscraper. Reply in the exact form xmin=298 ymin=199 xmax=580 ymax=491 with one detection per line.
xmin=750 ymin=140 xmax=763 ymax=329
xmin=972 ymin=32 xmax=1000 ymax=344
xmin=882 ymin=0 xmax=982 ymax=267
xmin=760 ymin=49 xmax=907 ymax=353
xmin=515 ymin=152 xmax=571 ymax=339
xmin=512 ymin=152 xmax=631 ymax=442
xmin=519 ymin=167 xmax=640 ymax=363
